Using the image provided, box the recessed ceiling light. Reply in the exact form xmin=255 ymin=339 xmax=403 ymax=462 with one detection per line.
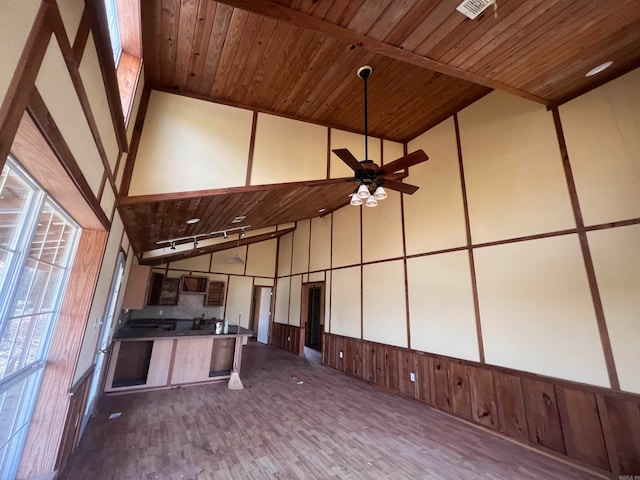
xmin=186 ymin=218 xmax=200 ymax=224
xmin=585 ymin=61 xmax=613 ymax=77
xmin=318 ymin=208 xmax=326 ymax=213
xmin=231 ymin=215 xmax=246 ymax=224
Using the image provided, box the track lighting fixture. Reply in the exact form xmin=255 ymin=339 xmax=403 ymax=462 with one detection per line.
xmin=223 ymin=231 xmax=228 ymax=239
xmin=156 ymin=225 xmax=251 ymax=250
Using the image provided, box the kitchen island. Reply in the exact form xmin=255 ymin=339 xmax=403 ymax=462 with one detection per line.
xmin=104 ymin=319 xmax=253 ymax=394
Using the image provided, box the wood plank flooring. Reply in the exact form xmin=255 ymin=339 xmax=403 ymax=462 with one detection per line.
xmin=61 ymin=342 xmax=603 ymax=480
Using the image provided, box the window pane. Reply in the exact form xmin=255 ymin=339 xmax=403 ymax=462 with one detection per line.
xmin=10 ymin=259 xmax=36 ymax=317
xmin=0 ymin=377 xmax=29 ymax=450
xmin=0 ymin=315 xmax=51 ymax=379
xmin=0 ymin=249 xmax=12 ymax=288
xmin=0 ymin=166 xmax=34 ymax=250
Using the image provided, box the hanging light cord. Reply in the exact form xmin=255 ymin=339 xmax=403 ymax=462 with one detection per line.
xmin=363 ymin=71 xmax=368 ymax=163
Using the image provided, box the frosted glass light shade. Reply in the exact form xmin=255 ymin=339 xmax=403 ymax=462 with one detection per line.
xmin=373 ymin=186 xmax=387 ymax=200
xmin=365 ymin=195 xmax=378 ymax=207
xmin=357 ymin=184 xmax=370 ymax=199
xmin=350 ymin=193 xmax=363 ymax=206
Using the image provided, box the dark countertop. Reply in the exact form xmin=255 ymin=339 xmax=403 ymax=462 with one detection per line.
xmin=114 ymin=320 xmax=253 ymax=340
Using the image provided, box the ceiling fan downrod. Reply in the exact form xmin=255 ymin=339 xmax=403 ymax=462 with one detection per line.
xmin=357 ymin=65 xmax=372 ymax=164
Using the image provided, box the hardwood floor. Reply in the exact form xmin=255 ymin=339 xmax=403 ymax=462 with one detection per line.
xmin=61 ymin=342 xmax=603 ymax=480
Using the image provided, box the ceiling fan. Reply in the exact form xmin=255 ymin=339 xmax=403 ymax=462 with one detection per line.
xmin=329 ymin=65 xmax=429 ymax=207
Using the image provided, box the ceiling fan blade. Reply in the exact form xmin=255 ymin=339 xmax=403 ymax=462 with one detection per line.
xmin=379 ymin=172 xmax=408 ymax=181
xmin=379 ymin=150 xmax=429 ymax=174
xmin=332 ymin=148 xmax=364 ymax=172
xmin=382 ymin=179 xmax=420 ymax=195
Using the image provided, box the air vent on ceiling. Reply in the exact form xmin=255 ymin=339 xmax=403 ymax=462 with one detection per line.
xmin=231 ymin=215 xmax=246 ymax=224
xmin=456 ymin=0 xmax=494 ymax=19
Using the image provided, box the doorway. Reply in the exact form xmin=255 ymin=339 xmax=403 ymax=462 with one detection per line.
xmin=250 ymin=286 xmax=272 ymax=344
xmin=79 ymin=251 xmax=126 ymax=438
xmin=302 ymin=282 xmax=324 ymax=351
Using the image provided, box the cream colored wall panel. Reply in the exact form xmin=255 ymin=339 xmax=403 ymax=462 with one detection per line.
xmin=169 ymin=253 xmax=211 ymax=273
xmin=302 ymin=273 xmax=309 ymax=283
xmin=254 ymin=277 xmax=274 ymax=287
xmin=289 ymin=275 xmax=302 ymax=327
xmin=274 ymin=276 xmax=291 ymax=324
xmin=100 ymin=184 xmax=116 ymax=219
xmin=382 ymin=140 xmax=404 ymax=165
xmin=475 ymin=235 xmax=609 ymax=386
xmin=211 ymin=246 xmax=247 ymax=275
xmin=206 ymin=273 xmax=228 ymax=283
xmin=291 ymin=220 xmax=311 ymax=274
xmin=277 ymin=233 xmax=293 ymax=277
xmin=309 ymin=215 xmax=331 ymax=272
xmin=225 ymin=276 xmax=253 ymax=328
xmin=459 ymin=92 xmax=575 ymax=243
xmin=330 ymin=129 xmax=381 ymax=178
xmin=130 ymin=91 xmax=252 ymax=195
xmin=407 ymin=251 xmax=479 ymax=361
xmin=324 ymin=270 xmax=331 ymax=332
xmin=362 ymin=190 xmax=403 ymax=262
xmin=121 ymin=232 xmax=130 ymax=252
xmin=73 ymin=215 xmax=124 ymax=381
xmin=0 ymin=1 xmax=40 ymax=106
xmin=330 ymin=266 xmax=361 ymax=339
xmin=588 ymin=225 xmax=640 ymax=394
xmin=79 ymin=35 xmax=119 ymax=172
xmin=406 ymin=118 xmax=467 ymax=254
xmin=57 ymin=0 xmax=84 ymax=41
xmin=36 ymin=40 xmax=104 ymax=195
xmin=560 ymin=69 xmax=640 ymax=226
xmin=308 ymin=271 xmax=325 ymax=282
xmin=331 ymin=206 xmax=361 ymax=268
xmin=251 ymin=114 xmax=327 ymax=184
xmin=363 ymin=261 xmax=407 ymax=348
xmin=116 ymin=152 xmax=127 ymax=190
xmin=245 ymin=239 xmax=277 ymax=278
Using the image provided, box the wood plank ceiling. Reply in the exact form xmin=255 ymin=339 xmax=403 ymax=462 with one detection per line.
xmin=128 ymin=0 xmax=640 ymax=262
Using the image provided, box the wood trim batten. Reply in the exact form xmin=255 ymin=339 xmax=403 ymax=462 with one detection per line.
xmin=245 ymin=110 xmax=258 ymax=186
xmin=27 ymin=89 xmax=110 ymax=229
xmin=0 ymin=2 xmax=51 ymax=172
xmin=400 ymin=142 xmax=411 ymax=349
xmin=454 ymin=113 xmax=485 ymax=363
xmin=119 ymin=85 xmax=151 ymax=195
xmin=551 ymin=108 xmax=619 ymax=390
xmin=85 ymin=0 xmax=128 ymax=152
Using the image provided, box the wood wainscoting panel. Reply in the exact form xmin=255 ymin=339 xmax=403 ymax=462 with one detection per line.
xmin=415 ymin=354 xmax=433 ymax=405
xmin=321 ymin=333 xmax=640 ymax=476
xmin=556 ymin=386 xmax=609 ymax=470
xmin=521 ymin=378 xmax=566 ymax=455
xmin=494 ymin=372 xmax=529 ymax=440
xmin=450 ymin=362 xmax=472 ymax=419
xmin=469 ymin=366 xmax=499 ymax=429
xmin=397 ymin=350 xmax=415 ymax=398
xmin=602 ymin=396 xmax=640 ymax=474
xmin=432 ymin=357 xmax=452 ymax=412
xmin=362 ymin=341 xmax=376 ymax=383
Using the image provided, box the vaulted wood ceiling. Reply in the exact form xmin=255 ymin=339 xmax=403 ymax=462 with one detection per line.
xmin=141 ymin=0 xmax=640 ymax=141
xmin=130 ymin=0 xmax=640 ymax=262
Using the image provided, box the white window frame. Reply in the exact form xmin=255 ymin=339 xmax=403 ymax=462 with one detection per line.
xmin=104 ymin=0 xmax=122 ymax=66
xmin=0 ymin=157 xmax=80 ymax=479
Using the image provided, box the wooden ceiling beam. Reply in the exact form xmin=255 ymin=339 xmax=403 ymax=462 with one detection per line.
xmin=213 ymin=0 xmax=553 ymax=107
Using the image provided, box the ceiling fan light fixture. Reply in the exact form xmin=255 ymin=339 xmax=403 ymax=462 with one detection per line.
xmin=227 ymin=254 xmax=245 ymax=265
xmin=365 ymin=195 xmax=378 ymax=208
xmin=350 ymin=193 xmax=363 ymax=206
xmin=357 ymin=183 xmax=370 ymax=199
xmin=373 ymin=185 xmax=387 ymax=200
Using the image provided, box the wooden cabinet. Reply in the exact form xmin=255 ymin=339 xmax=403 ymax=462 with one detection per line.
xmin=206 ymin=281 xmax=225 ymax=306
xmin=181 ymin=276 xmax=208 ymax=293
xmin=121 ymin=264 xmax=151 ymax=309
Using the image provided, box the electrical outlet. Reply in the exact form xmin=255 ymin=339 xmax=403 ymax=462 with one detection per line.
xmin=410 ymin=372 xmax=416 ymax=382
xmin=287 ymin=336 xmax=291 ymax=342
xmin=339 ymin=351 xmax=344 ymax=359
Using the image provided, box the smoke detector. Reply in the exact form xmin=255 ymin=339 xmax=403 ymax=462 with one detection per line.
xmin=456 ymin=0 xmax=495 ymax=19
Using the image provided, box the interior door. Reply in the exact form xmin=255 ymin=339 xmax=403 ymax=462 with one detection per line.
xmin=79 ymin=251 xmax=126 ymax=438
xmin=308 ymin=287 xmax=322 ymax=347
xmin=256 ymin=287 xmax=271 ymax=344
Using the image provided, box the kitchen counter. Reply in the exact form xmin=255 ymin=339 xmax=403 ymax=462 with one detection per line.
xmin=114 ymin=322 xmax=253 ymax=340
xmin=105 ymin=320 xmax=253 ymax=393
